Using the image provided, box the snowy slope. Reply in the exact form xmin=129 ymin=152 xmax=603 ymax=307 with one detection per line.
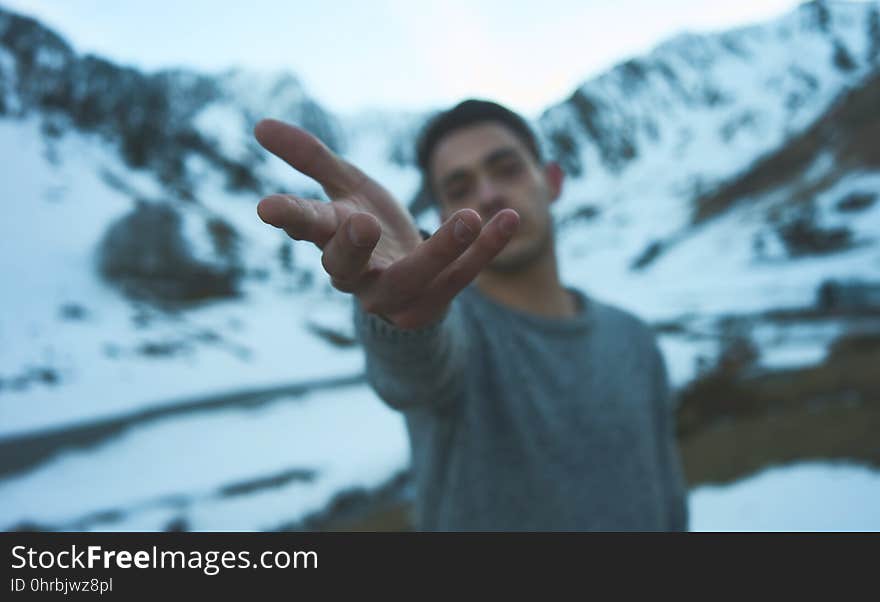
xmin=689 ymin=460 xmax=880 ymax=531
xmin=0 ymin=383 xmax=408 ymax=531
xmin=0 ymin=117 xmax=378 ymax=436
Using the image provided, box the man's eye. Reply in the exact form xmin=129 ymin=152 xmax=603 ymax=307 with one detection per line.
xmin=446 ymin=186 xmax=470 ymax=201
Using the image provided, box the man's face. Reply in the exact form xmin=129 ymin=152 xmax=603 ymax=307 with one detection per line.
xmin=429 ymin=122 xmax=562 ymax=273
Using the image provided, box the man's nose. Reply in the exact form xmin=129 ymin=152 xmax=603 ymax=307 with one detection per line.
xmin=475 ymin=176 xmax=504 ymax=213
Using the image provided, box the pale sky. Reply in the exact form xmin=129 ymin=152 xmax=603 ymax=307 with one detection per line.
xmin=3 ymin=0 xmax=803 ymax=117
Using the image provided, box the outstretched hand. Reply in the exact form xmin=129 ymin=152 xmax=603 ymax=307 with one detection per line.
xmin=254 ymin=118 xmax=519 ymax=329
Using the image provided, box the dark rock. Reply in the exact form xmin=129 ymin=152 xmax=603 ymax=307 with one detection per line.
xmin=7 ymin=520 xmax=49 ymax=532
xmin=818 ymin=280 xmax=880 ymax=312
xmin=777 ymin=213 xmax=852 ymax=257
xmin=164 ymin=517 xmax=189 ymax=532
xmin=547 ymin=130 xmax=582 ymax=177
xmin=218 ymin=468 xmax=317 ymax=498
xmin=835 ymin=192 xmax=876 ymax=212
xmin=131 ymin=311 xmax=152 ymax=328
xmin=869 ymin=6 xmax=880 ymax=63
xmin=630 ymin=239 xmax=666 ymax=270
xmin=1 ymin=365 xmax=61 ymax=391
xmin=564 ymin=89 xmax=639 ymax=172
xmin=97 ymin=200 xmax=242 ymax=305
xmin=720 ymin=111 xmax=757 ymax=143
xmin=32 ymin=366 xmax=59 ymax=386
xmin=832 ymin=40 xmax=857 ymax=72
xmin=278 ymin=240 xmax=294 ymax=272
xmin=136 ymin=340 xmax=190 ymax=358
xmin=804 ymin=0 xmax=831 ymax=33
xmin=306 ymin=322 xmax=358 ymax=348
xmin=59 ymin=302 xmax=88 ymax=320
xmin=557 ymin=204 xmax=600 ymax=229
xmin=282 ymin=470 xmax=412 ymax=531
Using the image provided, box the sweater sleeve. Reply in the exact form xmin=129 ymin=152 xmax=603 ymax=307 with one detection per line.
xmin=650 ymin=341 xmax=690 ymax=532
xmin=353 ymin=298 xmax=469 ymax=413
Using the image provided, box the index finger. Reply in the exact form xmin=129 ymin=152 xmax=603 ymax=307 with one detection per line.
xmin=254 ymin=118 xmax=363 ymax=197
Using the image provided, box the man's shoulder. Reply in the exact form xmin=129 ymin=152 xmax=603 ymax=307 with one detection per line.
xmin=579 ymin=289 xmax=647 ymax=329
xmin=582 ymin=291 xmax=669 ymax=397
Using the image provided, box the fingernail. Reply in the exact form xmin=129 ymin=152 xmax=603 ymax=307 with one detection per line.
xmin=498 ymin=212 xmax=518 ymax=236
xmin=348 ymin=220 xmax=371 ymax=247
xmin=453 ymin=218 xmax=474 ymax=243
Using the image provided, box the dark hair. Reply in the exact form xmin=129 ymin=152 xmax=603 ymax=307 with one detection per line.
xmin=415 ymin=99 xmax=543 ymax=193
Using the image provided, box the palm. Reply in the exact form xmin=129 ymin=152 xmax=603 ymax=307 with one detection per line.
xmin=331 ymin=183 xmax=421 ymax=270
xmin=253 ymin=118 xmax=519 ymax=329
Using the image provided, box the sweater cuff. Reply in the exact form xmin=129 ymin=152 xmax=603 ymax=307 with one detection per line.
xmin=353 ymin=300 xmax=450 ymax=344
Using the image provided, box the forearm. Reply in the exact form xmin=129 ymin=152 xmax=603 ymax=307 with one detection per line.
xmin=354 ymin=298 xmax=467 ymax=412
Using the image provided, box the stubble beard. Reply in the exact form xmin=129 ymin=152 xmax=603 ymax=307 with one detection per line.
xmin=485 ymin=218 xmax=554 ymax=274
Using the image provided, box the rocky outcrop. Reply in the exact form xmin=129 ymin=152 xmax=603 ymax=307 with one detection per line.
xmin=97 ymin=201 xmax=242 ymax=305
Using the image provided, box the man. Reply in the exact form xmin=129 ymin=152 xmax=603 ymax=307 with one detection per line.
xmin=254 ymin=99 xmax=689 ymax=531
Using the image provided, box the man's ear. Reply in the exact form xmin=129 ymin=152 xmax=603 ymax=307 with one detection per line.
xmin=543 ymin=162 xmax=564 ymax=203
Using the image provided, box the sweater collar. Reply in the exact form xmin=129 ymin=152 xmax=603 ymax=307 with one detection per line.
xmin=465 ymin=284 xmax=593 ymax=334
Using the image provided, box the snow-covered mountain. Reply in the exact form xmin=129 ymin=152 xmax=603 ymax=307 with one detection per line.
xmin=0 ymin=1 xmax=878 ymax=531
xmin=539 ymin=0 xmax=879 ymax=312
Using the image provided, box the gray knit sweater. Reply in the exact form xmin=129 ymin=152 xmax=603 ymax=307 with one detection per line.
xmin=353 ymin=284 xmax=689 ymax=531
